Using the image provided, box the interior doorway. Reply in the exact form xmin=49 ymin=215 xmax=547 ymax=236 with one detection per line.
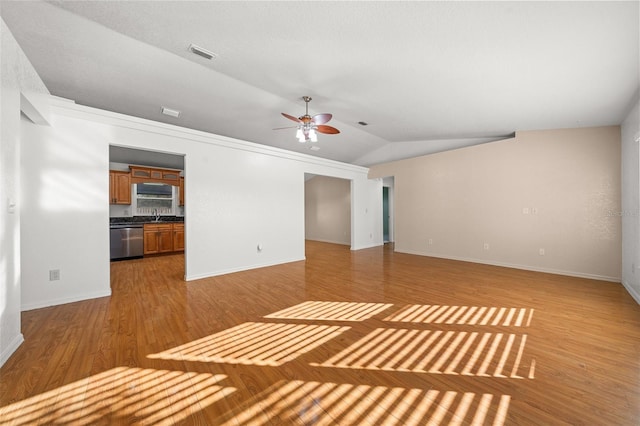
xmin=382 ymin=176 xmax=395 ymax=243
xmin=383 ymin=187 xmax=390 ymax=242
xmin=109 ymin=145 xmax=186 ymax=275
xmin=304 ymin=173 xmax=352 ymax=248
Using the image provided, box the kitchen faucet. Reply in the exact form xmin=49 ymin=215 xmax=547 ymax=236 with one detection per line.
xmin=153 ymin=209 xmax=160 ymax=222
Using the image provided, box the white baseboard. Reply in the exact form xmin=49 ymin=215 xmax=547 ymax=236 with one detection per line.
xmin=622 ymin=280 xmax=640 ymax=305
xmin=397 ymin=249 xmax=621 ymax=283
xmin=0 ymin=333 xmax=24 ymax=368
xmin=185 ymin=256 xmax=306 ymax=281
xmin=21 ymin=289 xmax=112 ymax=312
xmin=306 ymin=238 xmax=350 ymax=246
xmin=351 ymin=242 xmax=383 ymax=251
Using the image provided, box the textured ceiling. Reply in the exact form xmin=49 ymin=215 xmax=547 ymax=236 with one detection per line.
xmin=2 ymin=1 xmax=638 ymax=166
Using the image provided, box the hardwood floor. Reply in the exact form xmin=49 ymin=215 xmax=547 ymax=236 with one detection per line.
xmin=2 ymin=241 xmax=639 ymax=425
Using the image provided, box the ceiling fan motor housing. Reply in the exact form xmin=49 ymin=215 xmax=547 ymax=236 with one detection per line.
xmin=277 ymin=96 xmax=340 ymax=142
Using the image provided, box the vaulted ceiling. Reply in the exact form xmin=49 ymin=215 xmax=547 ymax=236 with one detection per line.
xmin=2 ymin=1 xmax=638 ymax=166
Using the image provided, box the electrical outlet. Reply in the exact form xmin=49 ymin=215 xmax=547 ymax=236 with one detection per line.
xmin=49 ymin=269 xmax=60 ymax=281
xmin=428 ymin=238 xmax=433 ymax=245
xmin=483 ymin=243 xmax=490 ymax=250
xmin=522 ymin=207 xmax=530 ymax=215
xmin=539 ymin=248 xmax=545 ymax=256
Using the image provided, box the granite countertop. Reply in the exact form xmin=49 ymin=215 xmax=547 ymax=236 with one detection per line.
xmin=110 ymin=216 xmax=184 ymax=225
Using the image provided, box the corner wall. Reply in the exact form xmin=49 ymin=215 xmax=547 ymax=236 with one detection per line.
xmin=0 ymin=18 xmax=49 ymax=366
xmin=369 ymin=126 xmax=622 ymax=281
xmin=621 ymin=96 xmax=640 ymax=302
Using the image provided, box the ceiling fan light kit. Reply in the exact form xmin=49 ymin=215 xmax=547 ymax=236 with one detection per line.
xmin=277 ymin=96 xmax=340 ymax=144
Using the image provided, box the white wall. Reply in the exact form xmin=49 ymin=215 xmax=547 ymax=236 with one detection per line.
xmin=19 ymin=98 xmax=380 ymax=310
xmin=0 ymin=18 xmax=50 ymax=366
xmin=20 ymin=114 xmax=112 ymax=310
xmin=621 ymin=96 xmax=640 ymax=302
xmin=370 ymin=127 xmax=622 ymax=281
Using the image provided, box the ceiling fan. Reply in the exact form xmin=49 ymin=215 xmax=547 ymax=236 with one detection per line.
xmin=275 ymin=96 xmax=340 ymax=143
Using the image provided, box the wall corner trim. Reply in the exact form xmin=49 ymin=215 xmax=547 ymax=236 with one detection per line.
xmin=622 ymin=280 xmax=640 ymax=305
xmin=20 ymin=92 xmax=51 ymax=126
xmin=0 ymin=333 xmax=24 ymax=368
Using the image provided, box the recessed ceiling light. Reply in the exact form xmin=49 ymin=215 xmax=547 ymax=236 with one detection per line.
xmin=161 ymin=107 xmax=181 ymax=118
xmin=189 ymin=44 xmax=217 ymax=60
xmin=358 ymin=121 xmax=368 ymax=126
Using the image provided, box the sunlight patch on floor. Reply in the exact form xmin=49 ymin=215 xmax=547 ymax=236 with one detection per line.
xmin=0 ymin=367 xmax=233 ymax=425
xmin=148 ymin=322 xmax=350 ymax=366
xmin=265 ymin=301 xmax=393 ymax=321
xmin=219 ymin=380 xmax=511 ymax=426
xmin=313 ymin=328 xmax=531 ymax=378
xmin=385 ymin=305 xmax=534 ymax=327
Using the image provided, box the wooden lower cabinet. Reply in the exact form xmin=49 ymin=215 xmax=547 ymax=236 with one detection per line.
xmin=144 ymin=223 xmax=177 ymax=255
xmin=173 ymin=223 xmax=185 ymax=252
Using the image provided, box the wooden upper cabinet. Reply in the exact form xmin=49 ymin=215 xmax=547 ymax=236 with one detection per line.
xmin=179 ymin=177 xmax=185 ymax=206
xmin=150 ymin=169 xmax=163 ymax=180
xmin=163 ymin=170 xmax=180 ymax=181
xmin=109 ymin=171 xmax=131 ymax=205
xmin=130 ymin=166 xmax=181 ymax=185
xmin=130 ymin=167 xmax=151 ymax=180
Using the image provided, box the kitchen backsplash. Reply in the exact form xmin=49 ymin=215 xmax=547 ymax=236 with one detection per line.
xmin=110 ymin=203 xmax=185 ymax=218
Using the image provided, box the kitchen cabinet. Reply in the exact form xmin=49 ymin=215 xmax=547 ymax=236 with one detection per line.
xmin=163 ymin=170 xmax=180 ymax=182
xmin=109 ymin=171 xmax=131 ymax=205
xmin=179 ymin=177 xmax=185 ymax=206
xmin=130 ymin=165 xmax=180 ymax=185
xmin=173 ymin=223 xmax=185 ymax=252
xmin=131 ymin=167 xmax=152 ymax=180
xmin=143 ymin=223 xmax=174 ymax=254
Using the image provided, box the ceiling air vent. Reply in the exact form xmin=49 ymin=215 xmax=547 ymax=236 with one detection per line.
xmin=161 ymin=107 xmax=181 ymax=118
xmin=189 ymin=44 xmax=217 ymax=60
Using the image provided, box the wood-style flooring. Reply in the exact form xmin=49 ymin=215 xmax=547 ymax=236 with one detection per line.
xmin=1 ymin=241 xmax=639 ymax=425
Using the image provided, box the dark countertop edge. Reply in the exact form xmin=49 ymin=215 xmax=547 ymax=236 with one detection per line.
xmin=110 ymin=216 xmax=184 ymax=225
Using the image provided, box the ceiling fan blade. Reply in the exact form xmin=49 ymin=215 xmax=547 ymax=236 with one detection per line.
xmin=281 ymin=112 xmax=302 ymax=123
xmin=273 ymin=126 xmax=298 ymax=130
xmin=312 ymin=113 xmax=332 ymax=125
xmin=316 ymin=125 xmax=340 ymax=135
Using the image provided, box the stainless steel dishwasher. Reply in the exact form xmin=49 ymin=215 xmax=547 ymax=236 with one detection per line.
xmin=110 ymin=224 xmax=144 ymax=260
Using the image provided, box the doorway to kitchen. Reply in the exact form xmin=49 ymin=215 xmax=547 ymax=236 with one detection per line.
xmin=109 ymin=145 xmax=186 ymax=274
